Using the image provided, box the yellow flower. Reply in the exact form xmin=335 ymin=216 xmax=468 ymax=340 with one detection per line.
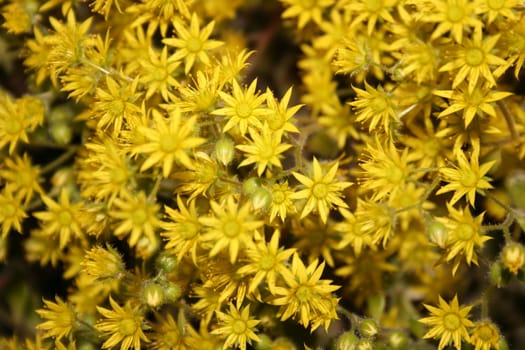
xmin=149 ymin=312 xmax=195 ymax=350
xmin=439 ymin=28 xmax=508 ymax=93
xmin=434 ymin=85 xmax=513 ymax=127
xmin=291 ymin=158 xmax=352 ymax=223
xmin=133 ymin=108 xmax=206 ymax=178
xmin=345 ymin=0 xmax=397 ymax=35
xmin=280 ymin=0 xmax=335 ymax=29
xmin=335 ymin=208 xmax=374 ymax=256
xmin=76 ymin=135 xmax=135 ymax=205
xmin=237 ymin=229 xmax=295 ymax=294
xmin=0 ymin=186 xmax=28 ymax=239
xmin=199 ymin=196 xmax=263 ymax=263
xmin=96 ymin=296 xmax=149 ymax=350
xmin=92 ymin=76 xmax=142 ymax=138
xmin=212 ymin=78 xmax=270 ymax=136
xmin=271 ymin=253 xmax=340 ymax=331
xmin=173 ymin=152 xmax=220 ymax=200
xmin=109 ymin=190 xmax=161 ymax=247
xmin=265 ymin=87 xmax=301 ymax=134
xmin=424 ymin=0 xmax=483 ymax=44
xmin=163 ymin=13 xmax=223 ymax=74
xmin=81 ymin=245 xmax=126 ymax=282
xmin=438 ymin=204 xmax=491 ymax=275
xmin=478 ymin=0 xmax=519 ymax=24
xmin=33 ymin=189 xmax=85 ymax=249
xmin=162 ymin=196 xmax=203 ymax=263
xmin=236 ymin=127 xmax=292 ymax=176
xmin=139 ymin=46 xmax=180 ymax=100
xmin=268 ymin=181 xmax=296 ymax=222
xmin=212 ymin=304 xmax=260 ymax=350
xmin=36 ymin=296 xmax=76 ymax=341
xmin=419 ymin=295 xmax=474 ymax=350
xmin=349 ymin=82 xmax=398 ymax=134
xmin=358 ymin=139 xmax=413 ymax=201
xmin=177 ymin=70 xmax=222 ymax=113
xmin=437 ymin=141 xmax=495 ymax=206
xmin=470 ymin=321 xmax=501 ymax=350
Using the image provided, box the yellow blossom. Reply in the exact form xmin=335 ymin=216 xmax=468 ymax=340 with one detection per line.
xmin=291 ymin=158 xmax=352 ymax=223
xmin=212 ymin=304 xmax=260 ymax=350
xmin=419 ymin=295 xmax=474 ymax=350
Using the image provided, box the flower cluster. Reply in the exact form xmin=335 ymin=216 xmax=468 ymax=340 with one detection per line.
xmin=1 ymin=0 xmax=525 ymax=349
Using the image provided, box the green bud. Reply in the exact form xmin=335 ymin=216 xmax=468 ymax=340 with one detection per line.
xmin=243 ymin=177 xmax=262 ymax=196
xmin=336 ymin=331 xmax=359 ymax=350
xmin=251 ymin=187 xmax=272 ymax=210
xmin=359 ymin=319 xmax=379 ymax=338
xmin=215 ymin=136 xmax=235 ymax=166
xmin=163 ymin=281 xmax=182 ymax=303
xmin=255 ymin=334 xmax=273 ymax=350
xmin=356 ymin=339 xmax=374 ymax=350
xmin=142 ymin=283 xmax=164 ymax=308
xmin=498 ymin=337 xmax=510 ymax=350
xmin=426 ymin=220 xmax=448 ymax=248
xmin=490 ymin=261 xmax=509 ymax=287
xmin=388 ymin=330 xmax=408 ymax=350
xmin=155 ymin=252 xmax=178 ymax=274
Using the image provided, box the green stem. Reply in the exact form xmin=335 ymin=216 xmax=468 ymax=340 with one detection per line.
xmin=40 ymin=146 xmax=79 ymax=175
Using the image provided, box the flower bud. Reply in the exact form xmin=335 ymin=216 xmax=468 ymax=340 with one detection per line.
xmin=489 ymin=261 xmax=508 ymax=288
xmin=426 ymin=220 xmax=448 ymax=248
xmin=388 ymin=330 xmax=408 ymax=350
xmin=215 ymin=136 xmax=235 ymax=166
xmin=243 ymin=177 xmax=262 ymax=196
xmin=505 ymin=170 xmax=525 ymax=209
xmin=163 ymin=281 xmax=182 ymax=303
xmin=142 ymin=283 xmax=165 ymax=308
xmin=49 ymin=121 xmax=73 ymax=145
xmin=251 ymin=187 xmax=272 ymax=211
xmin=359 ymin=319 xmax=379 ymax=338
xmin=356 ymin=339 xmax=374 ymax=350
xmin=155 ymin=252 xmax=178 ymax=274
xmin=501 ymin=242 xmax=525 ymax=275
xmin=336 ymin=331 xmax=359 ymax=350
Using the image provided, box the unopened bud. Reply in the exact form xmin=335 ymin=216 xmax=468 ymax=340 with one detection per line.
xmin=389 ymin=330 xmax=408 ymax=350
xmin=243 ymin=177 xmax=262 ymax=196
xmin=251 ymin=187 xmax=272 ymax=211
xmin=142 ymin=283 xmax=164 ymax=308
xmin=359 ymin=319 xmax=379 ymax=338
xmin=215 ymin=137 xmax=235 ymax=166
xmin=163 ymin=282 xmax=182 ymax=303
xmin=426 ymin=220 xmax=448 ymax=248
xmin=356 ymin=339 xmax=374 ymax=350
xmin=501 ymin=242 xmax=525 ymax=274
xmin=336 ymin=331 xmax=359 ymax=350
xmin=155 ymin=252 xmax=178 ymax=274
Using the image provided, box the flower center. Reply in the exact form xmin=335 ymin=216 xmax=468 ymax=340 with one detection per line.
xmin=159 ymin=136 xmax=179 ymax=153
xmin=312 ymin=182 xmax=328 ymax=199
xmin=119 ymin=317 xmax=138 ymax=336
xmin=465 ymin=47 xmax=484 ymax=67
xmin=267 ymin=113 xmax=285 ymax=131
xmin=236 ymin=102 xmax=252 ymax=119
xmin=186 ymin=37 xmax=203 ymax=53
xmin=386 ymin=166 xmax=404 ymax=185
xmin=259 ymin=253 xmax=276 ymax=271
xmin=477 ymin=324 xmax=495 ymax=340
xmin=443 ymin=313 xmax=461 ymax=331
xmin=423 ymin=139 xmax=440 ymax=158
xmin=447 ymin=4 xmax=465 ymax=22
xmin=232 ymin=319 xmax=247 ymax=334
xmin=467 ymin=88 xmax=484 ymax=106
xmin=132 ymin=208 xmax=147 ymax=225
xmin=5 ymin=118 xmax=23 ymax=134
xmin=58 ymin=210 xmax=72 ymax=226
xmin=272 ymin=190 xmax=286 ymax=204
xmin=152 ymin=66 xmax=168 ymax=81
xmin=223 ymin=219 xmax=241 ymax=237
xmin=295 ymin=285 xmax=313 ymax=303
xmin=181 ymin=222 xmax=199 ymax=240
xmin=456 ymin=223 xmax=475 ymax=241
xmin=110 ymin=167 xmax=128 ymax=184
xmin=371 ymin=96 xmax=388 ymax=113
xmin=487 ymin=0 xmax=505 ymax=10
xmin=460 ymin=169 xmax=478 ymax=188
xmin=3 ymin=202 xmax=16 ymax=218
xmin=162 ymin=330 xmax=180 ymax=346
